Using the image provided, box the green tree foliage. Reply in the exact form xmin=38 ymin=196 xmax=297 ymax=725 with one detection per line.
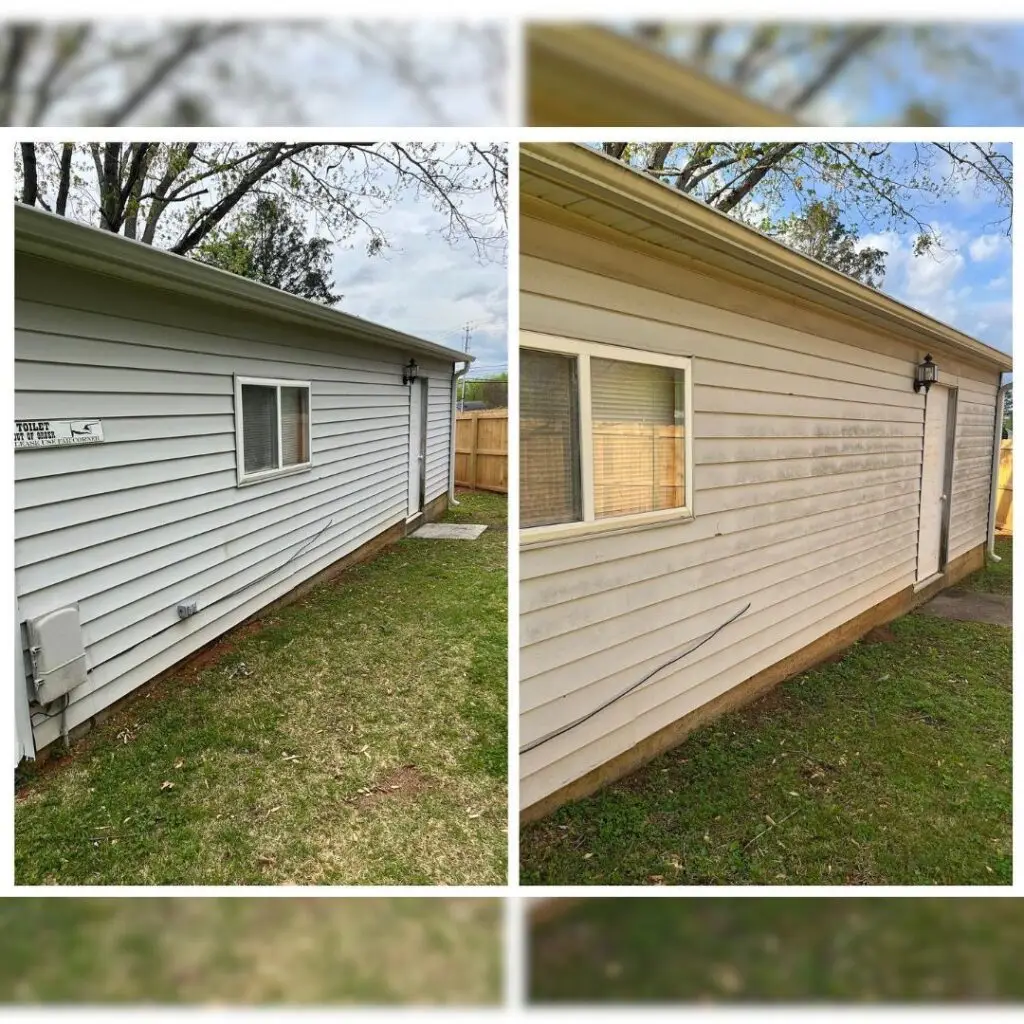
xmin=460 ymin=374 xmax=508 ymax=408
xmin=779 ymin=199 xmax=887 ymax=288
xmin=196 ymin=195 xmax=341 ymax=306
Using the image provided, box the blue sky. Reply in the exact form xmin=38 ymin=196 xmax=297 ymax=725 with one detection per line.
xmin=812 ymin=144 xmax=1012 ymax=353
xmin=617 ymin=22 xmax=1024 ymax=126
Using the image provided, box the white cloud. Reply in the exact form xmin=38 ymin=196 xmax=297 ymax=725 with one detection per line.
xmin=904 ymin=249 xmax=966 ymax=304
xmin=968 ymin=233 xmax=1006 ymax=262
xmin=330 ymin=189 xmax=507 ymax=372
xmin=855 ymin=225 xmax=1009 ymax=351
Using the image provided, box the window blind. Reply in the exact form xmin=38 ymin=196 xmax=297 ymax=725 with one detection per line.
xmin=520 ymin=348 xmax=582 ymax=528
xmin=242 ymin=384 xmax=279 ymax=474
xmin=280 ymin=386 xmax=309 ymax=466
xmin=590 ymin=357 xmax=684 ymax=519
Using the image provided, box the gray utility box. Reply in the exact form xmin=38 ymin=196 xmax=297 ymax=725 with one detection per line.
xmin=26 ymin=605 xmax=88 ymax=703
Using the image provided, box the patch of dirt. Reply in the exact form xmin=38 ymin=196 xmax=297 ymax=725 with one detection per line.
xmin=532 ymin=918 xmax=615 ymax=976
xmin=179 ymin=617 xmax=275 ymax=678
xmin=745 ymin=684 xmax=793 ymax=718
xmin=863 ymin=625 xmax=897 ymax=643
xmin=799 ymin=758 xmax=838 ymax=784
xmin=816 ymin=650 xmax=850 ymax=666
xmin=350 ymin=765 xmax=432 ymax=808
xmin=613 ymin=770 xmax=659 ymax=797
xmin=906 ymin=708 xmax=947 ymax=729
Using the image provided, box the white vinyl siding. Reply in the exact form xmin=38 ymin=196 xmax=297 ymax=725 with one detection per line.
xmin=520 ymin=216 xmax=1000 ymax=810
xmin=15 ymin=253 xmax=455 ymax=751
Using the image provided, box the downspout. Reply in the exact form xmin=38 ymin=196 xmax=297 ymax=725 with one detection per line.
xmin=448 ymin=361 xmax=471 ymax=506
xmin=986 ymin=375 xmax=1010 ymax=561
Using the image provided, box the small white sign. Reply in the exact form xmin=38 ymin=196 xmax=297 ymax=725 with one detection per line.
xmin=15 ymin=419 xmax=105 ymax=449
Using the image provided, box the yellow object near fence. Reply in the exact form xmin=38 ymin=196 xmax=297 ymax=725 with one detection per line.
xmin=996 ymin=439 xmax=1012 ymax=533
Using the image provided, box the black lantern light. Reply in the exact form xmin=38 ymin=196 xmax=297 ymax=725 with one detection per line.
xmin=914 ymin=354 xmax=938 ymax=394
xmin=402 ymin=359 xmax=419 ymax=385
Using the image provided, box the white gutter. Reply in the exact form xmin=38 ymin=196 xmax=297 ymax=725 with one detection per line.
xmin=986 ymin=377 xmax=1010 ymax=561
xmin=448 ymin=362 xmax=472 ymax=506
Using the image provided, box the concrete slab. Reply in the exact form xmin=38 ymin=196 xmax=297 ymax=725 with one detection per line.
xmin=410 ymin=523 xmax=487 ymax=540
xmin=917 ymin=588 xmax=1012 ymax=627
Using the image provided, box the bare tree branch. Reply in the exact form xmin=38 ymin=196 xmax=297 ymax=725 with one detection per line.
xmin=785 ymin=27 xmax=886 ymax=112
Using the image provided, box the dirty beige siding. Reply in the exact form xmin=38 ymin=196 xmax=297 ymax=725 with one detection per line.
xmin=16 ymin=254 xmax=455 ymax=752
xmin=520 ymin=216 xmax=1000 ymax=809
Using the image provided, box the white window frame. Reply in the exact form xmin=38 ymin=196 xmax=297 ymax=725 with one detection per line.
xmin=520 ymin=331 xmax=694 ymax=545
xmin=234 ymin=375 xmax=313 ymax=487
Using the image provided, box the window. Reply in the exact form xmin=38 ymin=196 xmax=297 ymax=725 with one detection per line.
xmin=234 ymin=376 xmax=312 ymax=484
xmin=520 ymin=332 xmax=693 ymax=539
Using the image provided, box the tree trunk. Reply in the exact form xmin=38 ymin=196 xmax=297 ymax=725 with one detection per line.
xmin=19 ymin=142 xmax=37 ymax=206
xmin=55 ymin=143 xmax=73 ymax=216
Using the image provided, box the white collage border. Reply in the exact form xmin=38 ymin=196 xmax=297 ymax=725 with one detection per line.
xmin=1 ymin=5 xmax=1023 ymax=1021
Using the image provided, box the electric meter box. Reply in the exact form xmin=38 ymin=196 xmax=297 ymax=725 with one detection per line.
xmin=26 ymin=605 xmax=88 ymax=703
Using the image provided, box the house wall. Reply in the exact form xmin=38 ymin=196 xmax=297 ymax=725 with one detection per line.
xmin=15 ymin=253 xmax=454 ymax=752
xmin=520 ymin=215 xmax=1001 ymax=811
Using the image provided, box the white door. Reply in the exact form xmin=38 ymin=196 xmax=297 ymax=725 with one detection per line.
xmin=407 ymin=380 xmax=426 ymax=517
xmin=917 ymin=385 xmax=953 ymax=581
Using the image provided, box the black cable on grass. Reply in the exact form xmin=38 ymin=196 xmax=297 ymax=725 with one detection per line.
xmin=519 ymin=601 xmax=752 ymax=755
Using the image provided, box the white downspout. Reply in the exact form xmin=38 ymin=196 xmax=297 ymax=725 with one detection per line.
xmin=986 ymin=376 xmax=1009 ymax=561
xmin=448 ymin=361 xmax=471 ymax=506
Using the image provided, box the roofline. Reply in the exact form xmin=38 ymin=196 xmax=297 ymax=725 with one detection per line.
xmin=527 ymin=24 xmax=797 ymax=127
xmin=14 ymin=202 xmax=473 ymax=366
xmin=521 ymin=143 xmax=1012 ymax=373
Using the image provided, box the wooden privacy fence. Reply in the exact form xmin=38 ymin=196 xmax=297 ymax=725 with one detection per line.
xmin=455 ymin=409 xmax=508 ymax=493
xmin=520 ymin=417 xmax=685 ymax=525
xmin=996 ymin=439 xmax=1012 ymax=533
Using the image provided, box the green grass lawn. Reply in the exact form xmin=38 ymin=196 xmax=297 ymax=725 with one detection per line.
xmin=16 ymin=491 xmax=507 ymax=885
xmin=958 ymin=536 xmax=1012 ymax=594
xmin=530 ymin=898 xmax=1024 ymax=1003
xmin=521 ymin=554 xmax=1011 ymax=885
xmin=0 ymin=898 xmax=501 ymax=1005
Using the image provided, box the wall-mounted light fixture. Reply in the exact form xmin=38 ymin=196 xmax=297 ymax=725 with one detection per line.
xmin=402 ymin=359 xmax=419 ymax=385
xmin=914 ymin=354 xmax=938 ymax=394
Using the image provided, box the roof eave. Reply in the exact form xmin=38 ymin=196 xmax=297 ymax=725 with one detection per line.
xmin=527 ymin=24 xmax=797 ymax=128
xmin=14 ymin=203 xmax=472 ymax=366
xmin=522 ymin=143 xmax=1012 ymax=374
